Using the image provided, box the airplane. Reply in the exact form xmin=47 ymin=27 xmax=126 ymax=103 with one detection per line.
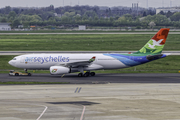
xmin=8 ymin=28 xmax=170 ymax=77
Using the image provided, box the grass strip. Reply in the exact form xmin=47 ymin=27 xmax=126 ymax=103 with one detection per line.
xmin=0 ymin=34 xmax=180 ymax=51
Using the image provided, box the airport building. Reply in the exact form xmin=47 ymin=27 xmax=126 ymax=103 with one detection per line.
xmin=79 ymin=25 xmax=86 ymax=30
xmin=156 ymin=7 xmax=180 ymax=14
xmin=0 ymin=23 xmax=11 ymax=31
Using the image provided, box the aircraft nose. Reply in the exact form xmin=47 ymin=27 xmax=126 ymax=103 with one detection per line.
xmin=8 ymin=60 xmax=15 ymax=66
xmin=8 ymin=60 xmax=12 ymax=65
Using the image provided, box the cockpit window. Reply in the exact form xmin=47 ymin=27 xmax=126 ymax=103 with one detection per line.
xmin=12 ymin=58 xmax=16 ymax=60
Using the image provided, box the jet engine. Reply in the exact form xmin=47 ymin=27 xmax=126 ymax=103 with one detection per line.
xmin=50 ymin=66 xmax=70 ymax=75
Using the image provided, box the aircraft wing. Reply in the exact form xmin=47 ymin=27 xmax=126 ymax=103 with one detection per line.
xmin=57 ymin=56 xmax=96 ymax=68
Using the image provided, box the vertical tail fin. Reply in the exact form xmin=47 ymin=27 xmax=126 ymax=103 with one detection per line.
xmin=134 ymin=28 xmax=170 ymax=55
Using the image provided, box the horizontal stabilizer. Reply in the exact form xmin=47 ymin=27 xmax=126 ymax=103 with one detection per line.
xmin=146 ymin=54 xmax=163 ymax=61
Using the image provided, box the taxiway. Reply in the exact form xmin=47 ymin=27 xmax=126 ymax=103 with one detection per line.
xmin=1 ymin=73 xmax=180 ymax=120
xmin=1 ymin=73 xmax=180 ymax=84
xmin=0 ymin=83 xmax=180 ymax=120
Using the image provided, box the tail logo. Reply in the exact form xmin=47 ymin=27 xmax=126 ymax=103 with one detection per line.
xmin=137 ymin=28 xmax=170 ymax=54
xmin=148 ymin=39 xmax=164 ymax=49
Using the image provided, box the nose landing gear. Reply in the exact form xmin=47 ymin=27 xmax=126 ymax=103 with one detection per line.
xmin=24 ymin=69 xmax=28 ymax=73
xmin=24 ymin=69 xmax=32 ymax=76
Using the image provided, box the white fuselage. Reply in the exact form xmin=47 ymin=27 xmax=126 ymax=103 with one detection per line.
xmin=9 ymin=54 xmax=128 ymax=72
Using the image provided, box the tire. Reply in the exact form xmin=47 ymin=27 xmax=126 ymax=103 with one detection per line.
xmin=84 ymin=72 xmax=89 ymax=77
xmin=28 ymin=73 xmax=31 ymax=76
xmin=15 ymin=73 xmax=19 ymax=76
xmin=90 ymin=72 xmax=95 ymax=76
xmin=78 ymin=73 xmax=83 ymax=77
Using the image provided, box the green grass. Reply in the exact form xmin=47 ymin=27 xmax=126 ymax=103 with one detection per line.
xmin=0 ymin=55 xmax=19 ymax=70
xmin=0 ymin=34 xmax=180 ymax=51
xmin=0 ymin=81 xmax=69 ymax=85
xmin=1 ymin=55 xmax=180 ymax=73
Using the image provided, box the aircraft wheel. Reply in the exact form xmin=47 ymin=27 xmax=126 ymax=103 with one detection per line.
xmin=84 ymin=72 xmax=89 ymax=77
xmin=28 ymin=73 xmax=31 ymax=76
xmin=78 ymin=73 xmax=83 ymax=77
xmin=15 ymin=73 xmax=19 ymax=76
xmin=90 ymin=72 xmax=95 ymax=76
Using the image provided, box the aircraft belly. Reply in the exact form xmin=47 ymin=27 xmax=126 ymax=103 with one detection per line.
xmin=84 ymin=64 xmax=103 ymax=71
xmin=97 ymin=59 xmax=127 ymax=69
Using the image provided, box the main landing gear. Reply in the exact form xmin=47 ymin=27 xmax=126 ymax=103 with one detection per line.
xmin=78 ymin=72 xmax=96 ymax=77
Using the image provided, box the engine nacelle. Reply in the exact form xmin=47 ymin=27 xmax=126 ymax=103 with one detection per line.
xmin=50 ymin=66 xmax=70 ymax=75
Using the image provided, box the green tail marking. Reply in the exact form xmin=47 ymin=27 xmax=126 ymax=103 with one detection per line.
xmin=134 ymin=39 xmax=165 ymax=55
xmin=134 ymin=28 xmax=170 ymax=55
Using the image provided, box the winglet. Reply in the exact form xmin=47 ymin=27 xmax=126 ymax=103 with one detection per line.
xmin=134 ymin=28 xmax=170 ymax=55
xmin=89 ymin=56 xmax=96 ymax=62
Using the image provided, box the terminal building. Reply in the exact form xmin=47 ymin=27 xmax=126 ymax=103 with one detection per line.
xmin=79 ymin=25 xmax=86 ymax=30
xmin=0 ymin=23 xmax=11 ymax=31
xmin=156 ymin=7 xmax=180 ymax=14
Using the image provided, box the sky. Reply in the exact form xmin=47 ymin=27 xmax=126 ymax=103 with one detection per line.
xmin=0 ymin=0 xmax=179 ymax=8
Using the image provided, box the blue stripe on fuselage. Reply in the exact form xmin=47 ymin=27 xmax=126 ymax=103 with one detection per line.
xmin=103 ymin=54 xmax=167 ymax=66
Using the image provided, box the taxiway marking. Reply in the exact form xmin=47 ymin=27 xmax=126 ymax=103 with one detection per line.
xmin=80 ymin=106 xmax=86 ymax=120
xmin=36 ymin=105 xmax=48 ymax=120
xmin=75 ymin=87 xmax=82 ymax=93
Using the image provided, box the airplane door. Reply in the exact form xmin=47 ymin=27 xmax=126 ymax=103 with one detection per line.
xmin=20 ymin=57 xmax=25 ymax=63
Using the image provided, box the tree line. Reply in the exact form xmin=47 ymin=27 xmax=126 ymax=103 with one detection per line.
xmin=0 ymin=5 xmax=180 ymax=29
